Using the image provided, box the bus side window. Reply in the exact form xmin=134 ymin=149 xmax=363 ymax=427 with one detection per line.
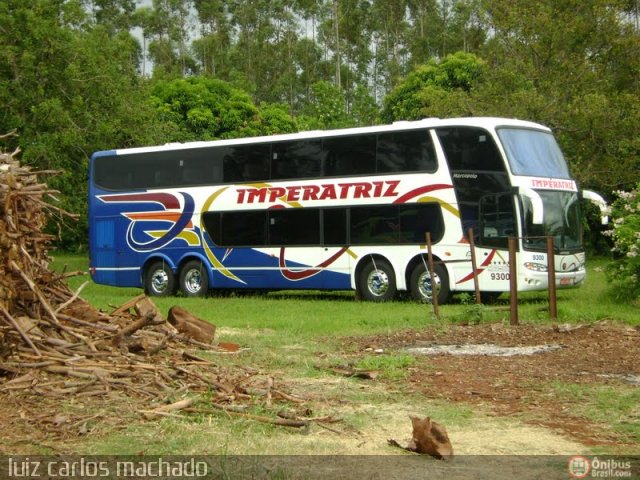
xmin=478 ymin=193 xmax=516 ymax=248
xmin=272 ymin=140 xmax=322 ymax=180
xmin=377 ymin=129 xmax=437 ymax=173
xmin=268 ymin=209 xmax=320 ymax=245
xmin=95 ymin=156 xmax=133 ymax=190
xmin=132 ymin=168 xmax=154 ymax=189
xmin=182 ymin=167 xmax=201 ymax=185
xmin=244 ymin=145 xmax=270 ymax=181
xmin=399 ymin=204 xmax=444 ymax=243
xmin=180 ymin=149 xmax=223 ymax=185
xmin=271 ymin=141 xmax=288 ymax=179
xmin=220 ymin=211 xmax=267 ymax=246
xmin=212 ymin=161 xmax=223 ymax=183
xmin=223 ymin=151 xmax=242 ymax=182
xmin=349 ymin=204 xmax=444 ymax=245
xmin=437 ymin=127 xmax=505 ymax=172
xmin=323 ymin=208 xmax=347 ymax=245
xmin=154 ymin=168 xmax=174 ymax=187
xmin=222 ymin=144 xmax=269 ymax=183
xmin=324 ymin=135 xmax=375 ymax=176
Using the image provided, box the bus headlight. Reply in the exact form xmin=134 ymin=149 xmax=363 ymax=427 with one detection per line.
xmin=524 ymin=262 xmax=548 ymax=272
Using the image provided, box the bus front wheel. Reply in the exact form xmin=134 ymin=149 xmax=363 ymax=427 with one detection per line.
xmin=144 ymin=261 xmax=176 ymax=297
xmin=357 ymin=259 xmax=397 ymax=302
xmin=409 ymin=262 xmax=450 ymax=305
xmin=179 ymin=260 xmax=209 ymax=297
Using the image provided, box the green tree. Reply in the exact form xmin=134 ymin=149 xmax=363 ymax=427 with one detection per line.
xmin=371 ymin=0 xmax=410 ymax=98
xmin=150 ymin=76 xmax=298 ymax=141
xmin=381 ymin=51 xmax=486 ymax=122
xmin=191 ymin=0 xmax=232 ymax=77
xmin=0 ymin=0 xmax=168 ymax=249
xmin=139 ymin=0 xmax=197 ymax=78
xmin=348 ymin=84 xmax=379 ymax=126
xmin=86 ymin=0 xmax=137 ymax=34
xmin=299 ymin=80 xmax=353 ymax=129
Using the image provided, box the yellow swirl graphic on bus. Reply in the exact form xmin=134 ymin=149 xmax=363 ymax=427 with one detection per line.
xmin=200 ymin=187 xmax=245 ymax=284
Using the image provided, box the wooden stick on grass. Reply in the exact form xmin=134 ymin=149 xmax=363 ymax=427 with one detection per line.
xmin=0 ymin=305 xmax=42 ymax=357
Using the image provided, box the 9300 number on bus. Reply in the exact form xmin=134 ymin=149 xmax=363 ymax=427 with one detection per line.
xmin=490 ymin=272 xmax=510 ymax=281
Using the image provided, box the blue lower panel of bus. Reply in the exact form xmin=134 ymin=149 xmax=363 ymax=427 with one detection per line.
xmin=92 ymin=246 xmax=351 ymax=291
xmin=208 ymin=248 xmax=351 ymax=291
xmin=210 ymin=267 xmax=351 ymax=290
xmin=92 ymin=266 xmax=141 ymax=288
xmin=92 ymin=251 xmax=117 ymax=285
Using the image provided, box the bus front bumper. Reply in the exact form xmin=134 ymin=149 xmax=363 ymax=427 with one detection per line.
xmin=520 ymin=269 xmax=586 ymax=291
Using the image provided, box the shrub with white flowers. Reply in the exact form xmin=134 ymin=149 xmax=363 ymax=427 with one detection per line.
xmin=604 ymin=184 xmax=640 ymax=301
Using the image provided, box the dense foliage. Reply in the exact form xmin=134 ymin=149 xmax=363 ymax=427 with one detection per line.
xmin=605 ymin=184 xmax=640 ymax=302
xmin=0 ymin=0 xmax=639 ymax=252
xmin=151 ymin=77 xmax=298 ymax=141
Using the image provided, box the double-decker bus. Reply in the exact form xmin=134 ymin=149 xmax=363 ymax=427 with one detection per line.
xmin=88 ymin=117 xmax=605 ymax=303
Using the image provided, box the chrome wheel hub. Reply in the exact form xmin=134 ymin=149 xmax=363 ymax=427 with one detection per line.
xmin=367 ymin=269 xmax=389 ymax=297
xmin=151 ymin=269 xmax=169 ymax=294
xmin=184 ymin=269 xmax=202 ymax=294
xmin=418 ymin=271 xmax=440 ymax=302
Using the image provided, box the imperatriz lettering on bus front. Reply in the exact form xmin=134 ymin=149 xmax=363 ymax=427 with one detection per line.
xmin=236 ymin=180 xmax=401 ymax=204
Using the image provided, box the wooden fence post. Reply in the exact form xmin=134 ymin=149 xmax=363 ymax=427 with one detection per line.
xmin=426 ymin=232 xmax=440 ymax=320
xmin=467 ymin=228 xmax=481 ymax=304
xmin=546 ymin=236 xmax=558 ymax=321
xmin=508 ymin=237 xmax=519 ymax=325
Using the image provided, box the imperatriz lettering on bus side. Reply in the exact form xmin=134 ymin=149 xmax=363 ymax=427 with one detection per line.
xmin=235 ymin=180 xmax=401 ymax=204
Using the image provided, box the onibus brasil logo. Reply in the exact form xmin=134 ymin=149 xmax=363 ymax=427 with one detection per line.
xmin=568 ymin=456 xmax=632 ymax=478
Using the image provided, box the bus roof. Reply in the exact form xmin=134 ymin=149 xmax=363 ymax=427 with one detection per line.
xmin=95 ymin=117 xmax=551 ymax=158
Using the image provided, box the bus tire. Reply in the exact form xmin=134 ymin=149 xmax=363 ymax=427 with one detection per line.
xmin=179 ymin=260 xmax=209 ymax=297
xmin=357 ymin=259 xmax=397 ymax=302
xmin=144 ymin=261 xmax=176 ymax=297
xmin=409 ymin=262 xmax=450 ymax=304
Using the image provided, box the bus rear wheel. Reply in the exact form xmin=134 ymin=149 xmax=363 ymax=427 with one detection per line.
xmin=409 ymin=262 xmax=450 ymax=304
xmin=144 ymin=261 xmax=176 ymax=297
xmin=179 ymin=260 xmax=209 ymax=297
xmin=357 ymin=259 xmax=397 ymax=302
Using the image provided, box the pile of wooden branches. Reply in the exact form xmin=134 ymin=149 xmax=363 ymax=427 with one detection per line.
xmin=0 ymin=146 xmax=74 ymax=324
xmin=0 ymin=146 xmax=312 ymax=429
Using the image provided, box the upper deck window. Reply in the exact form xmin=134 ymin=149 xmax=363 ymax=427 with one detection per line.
xmin=436 ymin=127 xmax=505 ymax=172
xmin=93 ymin=149 xmax=223 ymax=191
xmin=377 ymin=129 xmax=437 ymax=173
xmin=93 ymin=127 xmax=439 ymax=191
xmin=497 ymin=128 xmax=570 ymax=179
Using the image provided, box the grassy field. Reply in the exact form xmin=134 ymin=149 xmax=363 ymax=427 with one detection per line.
xmin=54 ymin=254 xmax=639 ymax=332
xmin=45 ymin=254 xmax=639 ymax=458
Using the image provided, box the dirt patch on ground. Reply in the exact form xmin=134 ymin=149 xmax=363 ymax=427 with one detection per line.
xmin=347 ymin=321 xmax=640 ymax=450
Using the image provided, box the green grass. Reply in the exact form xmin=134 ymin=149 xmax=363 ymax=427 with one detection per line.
xmin=355 ymin=354 xmax=416 ymax=380
xmin=551 ymin=382 xmax=640 ymax=447
xmin=53 ymin=255 xmax=639 ymax=331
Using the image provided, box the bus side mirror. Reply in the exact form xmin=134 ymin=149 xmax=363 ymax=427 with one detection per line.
xmin=582 ymin=190 xmax=609 ymax=225
xmin=517 ymin=187 xmax=544 ymax=225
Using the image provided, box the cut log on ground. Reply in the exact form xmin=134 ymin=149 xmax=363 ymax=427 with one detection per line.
xmin=388 ymin=416 xmax=454 ymax=461
xmin=167 ymin=305 xmax=216 ymax=344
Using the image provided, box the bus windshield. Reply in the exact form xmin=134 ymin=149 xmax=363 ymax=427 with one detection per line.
xmin=522 ymin=190 xmax=582 ymax=251
xmin=498 ymin=128 xmax=570 ymax=179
